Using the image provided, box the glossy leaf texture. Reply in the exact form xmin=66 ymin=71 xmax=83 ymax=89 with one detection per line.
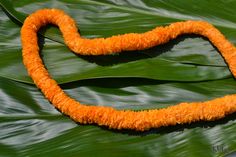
xmin=0 ymin=0 xmax=236 ymax=157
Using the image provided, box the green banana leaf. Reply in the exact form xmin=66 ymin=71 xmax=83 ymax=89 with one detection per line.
xmin=0 ymin=0 xmax=236 ymax=156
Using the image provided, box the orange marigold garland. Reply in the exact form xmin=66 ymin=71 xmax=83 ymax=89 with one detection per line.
xmin=21 ymin=9 xmax=236 ymax=131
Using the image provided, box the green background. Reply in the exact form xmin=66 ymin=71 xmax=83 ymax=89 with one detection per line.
xmin=0 ymin=0 xmax=236 ymax=156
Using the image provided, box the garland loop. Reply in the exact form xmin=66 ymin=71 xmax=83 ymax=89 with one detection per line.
xmin=21 ymin=9 xmax=236 ymax=131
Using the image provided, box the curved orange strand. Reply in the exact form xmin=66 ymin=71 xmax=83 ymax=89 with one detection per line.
xmin=21 ymin=9 xmax=236 ymax=131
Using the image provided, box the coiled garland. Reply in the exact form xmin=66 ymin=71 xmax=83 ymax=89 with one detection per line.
xmin=21 ymin=9 xmax=236 ymax=131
